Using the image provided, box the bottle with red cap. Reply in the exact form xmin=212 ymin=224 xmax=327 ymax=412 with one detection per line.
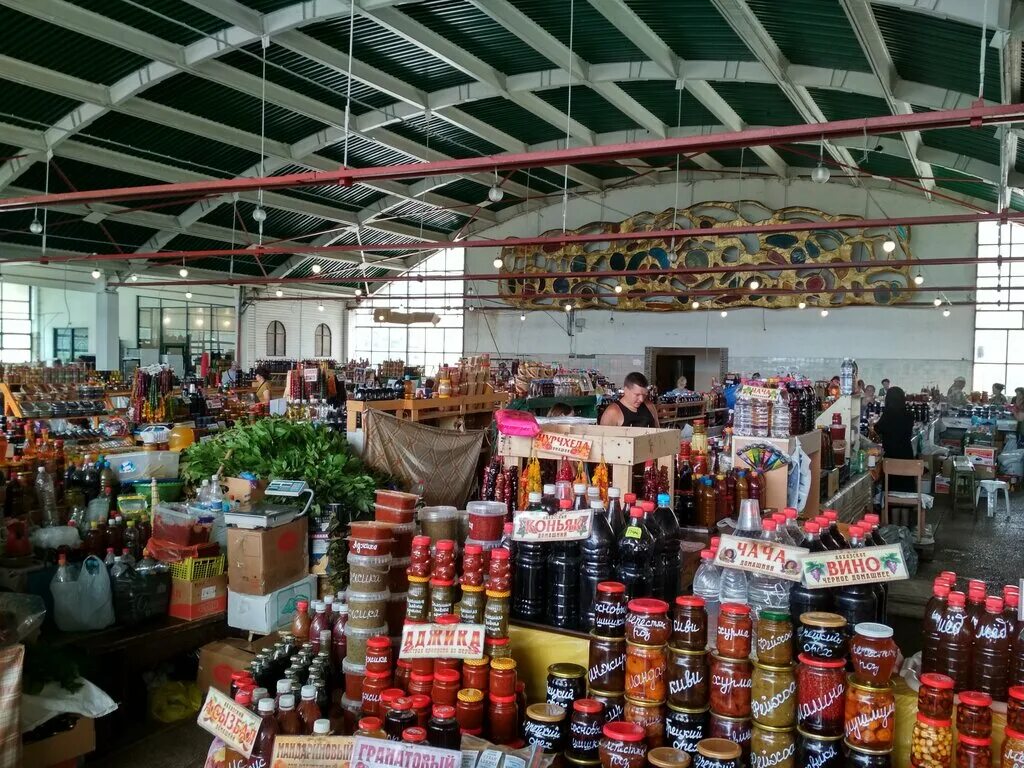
xmin=973 ymin=595 xmax=1012 ymax=699
xmin=814 ymin=515 xmax=840 ymax=550
xmin=546 ymin=498 xmax=581 ymax=629
xmin=922 ymin=577 xmax=953 ymax=675
xmin=1004 ymin=586 xmax=1020 ymax=639
xmin=616 ymin=505 xmax=653 ymax=601
xmin=967 ymin=580 xmax=988 ymax=634
xmin=788 ymin=521 xmax=834 ymax=640
xmin=936 ymin=590 xmax=973 ymax=691
xmin=822 ymin=510 xmax=847 ymax=548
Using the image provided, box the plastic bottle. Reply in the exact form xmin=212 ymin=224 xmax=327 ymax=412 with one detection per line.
xmin=197 ymin=478 xmax=211 ymax=510
xmin=105 ymin=514 xmax=123 ymax=554
xmin=973 ymin=595 xmax=1011 ymax=699
xmin=840 ymin=358 xmax=855 ymax=396
xmin=123 ymin=520 xmax=141 ymax=560
xmin=693 ymin=548 xmax=722 ymax=649
xmin=513 ymin=491 xmax=546 ymax=622
xmin=822 ymin=510 xmax=847 ymax=548
xmin=51 ymin=554 xmax=74 ymax=585
xmin=292 ymin=599 xmax=311 ymax=642
xmin=967 ymin=580 xmax=988 ymax=634
xmin=253 ymin=698 xmax=279 ymax=760
xmin=734 ymin=471 xmax=750 ymax=515
xmin=714 ymin=474 xmax=730 ymax=523
xmin=572 ymin=483 xmax=588 ymax=511
xmin=34 ymin=466 xmax=58 ymax=527
xmin=770 ymin=387 xmax=790 ymax=438
xmin=647 ymin=493 xmax=681 ymax=603
xmin=1004 ymin=586 xmax=1020 ymax=641
xmin=541 ymin=484 xmax=558 ymax=515
xmin=546 ymin=498 xmax=581 ymax=629
xmin=579 ymin=499 xmax=615 ymax=631
xmin=733 ymin=498 xmax=763 ymax=539
xmin=770 ymin=513 xmax=795 ymax=546
xmin=208 ymin=474 xmax=225 ymax=513
xmin=733 ymin=388 xmax=752 ymax=436
xmin=936 ymin=591 xmax=973 ymax=691
xmin=833 ymin=526 xmax=876 ymax=635
xmin=616 ymin=506 xmax=654 ymax=601
xmin=788 ymin=522 xmax=834 ymax=628
xmin=606 ymin=487 xmax=625 ymax=541
xmin=136 ymin=548 xmax=158 ymax=576
xmin=83 ymin=521 xmax=105 ymax=559
xmin=675 ymin=453 xmax=695 ymax=527
xmin=103 ymin=547 xmax=116 ymax=570
xmin=782 ymin=508 xmax=802 ymax=545
xmin=746 ymin=520 xmax=790 ymax=626
xmin=751 ymin=396 xmax=770 ymax=437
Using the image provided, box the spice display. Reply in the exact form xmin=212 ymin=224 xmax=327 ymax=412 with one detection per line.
xmin=910 ymin=713 xmax=952 ymax=768
xmin=709 ymin=653 xmax=752 ymax=718
xmin=671 ymin=596 xmax=708 ymax=652
xmin=626 ymin=598 xmax=671 ymax=645
xmin=956 ymin=734 xmax=992 ymax=768
xmin=850 ymin=623 xmax=898 ymax=686
xmin=625 ymin=642 xmax=668 ymax=704
xmin=755 ymin=611 xmax=793 ymax=665
xmin=955 ymin=691 xmax=992 ymax=738
xmin=595 ymin=581 xmax=628 ymax=637
xmin=590 ymin=634 xmax=627 ymax=691
xmin=599 ymin=721 xmax=647 ymax=768
xmin=694 ymin=737 xmax=742 ymax=768
xmin=795 ymin=729 xmax=843 ymax=768
xmin=568 ymin=699 xmax=605 ymax=761
xmin=716 ymin=603 xmax=753 ymax=660
xmin=798 ymin=612 xmax=847 ymax=660
xmin=750 ymin=723 xmax=796 ymax=768
xmin=665 ymin=704 xmax=709 ymax=755
xmin=623 ymin=697 xmax=665 ymax=749
xmin=548 ymin=662 xmax=588 ymax=710
xmin=524 ymin=703 xmax=567 ymax=753
xmin=844 ymin=680 xmax=896 ymax=751
xmin=667 ymin=649 xmax=708 ymax=710
xmin=750 ymin=661 xmax=797 ymax=728
xmin=795 ymin=654 xmax=846 ymax=736
xmin=916 ymin=673 xmax=955 ymax=720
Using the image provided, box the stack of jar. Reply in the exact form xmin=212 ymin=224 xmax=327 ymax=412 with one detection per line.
xmin=794 ymin=612 xmax=847 ymax=767
xmin=665 ymin=595 xmax=710 ymax=757
xmin=344 ymin=519 xmax=392 ymax=717
xmin=623 ymin=598 xmax=670 ymax=750
xmin=588 ymin=581 xmax=628 ymax=727
xmin=750 ymin=610 xmax=796 ymax=768
xmin=374 ymin=489 xmax=418 ymax=634
xmin=710 ymin=603 xmax=753 ymax=763
xmin=844 ymin=621 xmax=898 ymax=765
xmin=465 ymin=500 xmax=507 ymax=558
xmin=1003 ymin=686 xmax=1024 ymax=768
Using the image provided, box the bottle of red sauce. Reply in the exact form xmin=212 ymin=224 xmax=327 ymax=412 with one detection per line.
xmin=253 ymin=698 xmax=279 ymax=761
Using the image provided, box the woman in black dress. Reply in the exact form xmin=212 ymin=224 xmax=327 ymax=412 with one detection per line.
xmin=873 ymin=386 xmax=915 ymax=492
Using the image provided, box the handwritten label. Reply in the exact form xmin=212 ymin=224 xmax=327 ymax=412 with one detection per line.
xmin=351 ymin=736 xmax=461 ymax=768
xmin=512 ymin=509 xmax=593 ymax=542
xmin=801 ymin=544 xmax=909 ymax=589
xmin=714 ymin=534 xmax=808 ymax=582
xmin=532 ymin=431 xmax=594 ymax=460
xmin=271 ymin=736 xmax=354 ymax=768
xmin=196 ymin=688 xmax=261 ymax=759
xmin=399 ymin=623 xmax=485 ymax=660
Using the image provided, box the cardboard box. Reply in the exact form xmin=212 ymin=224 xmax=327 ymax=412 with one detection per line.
xmin=934 ymin=474 xmax=950 ymax=494
xmin=965 ymin=446 xmax=996 ymax=468
xmin=826 ymin=467 xmax=840 ymax=499
xmin=228 ymin=573 xmax=317 ymax=634
xmin=976 ymin=465 xmax=996 ymax=481
xmin=197 ymin=638 xmax=257 ymax=694
xmin=221 ymin=476 xmax=268 ymax=509
xmin=169 ymin=574 xmax=228 ymax=621
xmin=22 ymin=716 xmax=95 ymax=767
xmin=227 ymin=516 xmax=308 ymax=595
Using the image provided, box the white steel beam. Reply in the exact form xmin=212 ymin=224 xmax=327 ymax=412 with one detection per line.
xmin=869 ymin=0 xmax=1014 ymax=32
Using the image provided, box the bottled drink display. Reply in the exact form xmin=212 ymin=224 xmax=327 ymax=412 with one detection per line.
xmin=579 ymin=499 xmax=614 ymax=631
xmin=546 ymin=499 xmax=581 ymax=629
xmin=616 ymin=506 xmax=653 ymax=601
xmin=647 ymin=493 xmax=681 ymax=603
xmin=513 ymin=491 xmax=547 ymax=622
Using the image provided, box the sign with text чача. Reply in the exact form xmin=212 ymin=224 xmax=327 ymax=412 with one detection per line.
xmin=399 ymin=623 xmax=485 ymax=660
xmin=512 ymin=508 xmax=594 ymax=542
xmin=351 ymin=736 xmax=461 ymax=768
xmin=196 ymin=687 xmax=261 ymax=759
xmin=713 ymin=534 xmax=808 ymax=582
xmin=801 ymin=544 xmax=909 ymax=589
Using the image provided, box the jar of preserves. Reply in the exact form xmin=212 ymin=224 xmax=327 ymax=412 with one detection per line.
xmin=956 ymin=734 xmax=992 ymax=768
xmin=795 ymin=654 xmax=846 ymax=737
xmin=548 ymin=663 xmax=588 ymax=710
xmin=626 ymin=598 xmax=671 ymax=646
xmin=750 ymin=723 xmax=796 ymax=768
xmin=488 ymin=693 xmax=518 ymax=745
xmin=798 ymin=612 xmax=847 ymax=661
xmin=648 ymin=746 xmax=692 ymax=768
xmin=411 ymin=694 xmax=432 ymax=728
xmin=665 ymin=704 xmax=708 ymax=755
xmin=796 ymin=729 xmax=843 ymax=768
xmin=709 ymin=654 xmax=752 ymax=718
xmin=463 ymin=655 xmax=490 ymax=693
xmin=693 ymin=737 xmax=742 ymax=768
xmin=408 ymin=535 xmax=432 ymax=578
xmin=625 ymin=643 xmax=668 ymax=704
xmin=461 ymin=543 xmax=484 ymax=586
xmin=672 ymin=596 xmax=707 ymax=652
xmin=406 ymin=576 xmax=429 ymax=622
xmin=707 ymin=713 xmax=751 ymax=761
xmin=599 ymin=721 xmax=647 ymax=768
xmin=750 ymin=661 xmax=796 ymax=728
xmin=667 ymin=649 xmax=708 ymax=710
xmin=490 ymin=657 xmax=517 ymax=697
xmin=385 ymin=697 xmax=417 ymax=741
xmin=589 ymin=688 xmax=626 ymax=723
xmin=456 ymin=688 xmax=485 ymax=734
xmin=714 ymin=604 xmax=750 ymax=659
xmin=402 ymin=726 xmax=427 ymax=744
xmin=595 ymin=581 xmax=628 ymax=637
xmin=916 ymin=673 xmax=954 ymax=720
xmin=362 ymin=670 xmax=391 ymax=717
xmin=394 ymin=660 xmax=412 ymax=693
xmin=849 ymin=623 xmax=898 ymax=687
xmin=431 ymin=668 xmax=460 ymax=708
xmin=429 ymin=578 xmax=456 ymax=622
xmin=525 ymin=703 xmax=567 ymax=753
xmin=408 ymin=671 xmax=433 ymax=698
xmin=459 ymin=584 xmax=486 ymax=625
xmin=1002 ymin=728 xmax=1024 ymax=768
xmin=567 ymin=698 xmax=605 ymax=761
xmin=365 ymin=636 xmax=391 ymax=673
xmin=955 ymin=691 xmax=992 ymax=738
xmin=486 ymin=636 xmax=512 ymax=659
xmin=484 ymin=589 xmax=511 ymax=639
xmin=589 ymin=634 xmax=626 ymax=692
xmin=844 ymin=743 xmax=892 ymax=768
xmin=623 ymin=697 xmax=665 ymax=749
xmin=426 ymin=705 xmax=461 ymax=751
xmin=844 ymin=680 xmax=896 ymax=752
xmin=755 ymin=611 xmax=793 ymax=666
xmin=910 ymin=713 xmax=952 ymax=768
xmin=1010 ymin=687 xmax=1024 ymax=733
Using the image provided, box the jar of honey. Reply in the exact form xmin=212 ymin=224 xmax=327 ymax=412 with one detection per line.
xmin=709 ymin=653 xmax=752 ymax=719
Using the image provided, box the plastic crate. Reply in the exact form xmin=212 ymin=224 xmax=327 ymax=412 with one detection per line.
xmin=169 ymin=554 xmax=225 ymax=581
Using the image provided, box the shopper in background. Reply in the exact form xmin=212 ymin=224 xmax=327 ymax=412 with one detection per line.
xmin=945 ymin=376 xmax=969 ymax=408
xmin=254 ymin=367 xmax=272 ymax=404
xmin=1013 ymin=388 xmax=1024 ymax=437
xmin=990 ymin=382 xmax=1008 ymax=406
xmin=861 ymin=385 xmax=877 ymax=417
xmin=599 ymin=371 xmax=660 ymax=428
xmin=666 ymin=375 xmax=691 ymax=396
xmin=879 ymin=378 xmax=890 ymax=398
xmin=873 ymin=386 xmax=915 ymax=492
xmin=222 ymin=360 xmax=240 ymax=388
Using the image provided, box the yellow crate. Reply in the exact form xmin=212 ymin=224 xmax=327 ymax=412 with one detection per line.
xmin=169 ymin=555 xmax=225 ymax=581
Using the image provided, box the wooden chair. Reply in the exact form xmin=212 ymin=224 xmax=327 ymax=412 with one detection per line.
xmin=882 ymin=458 xmax=926 ymax=540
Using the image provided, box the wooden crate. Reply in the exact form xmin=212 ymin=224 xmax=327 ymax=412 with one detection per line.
xmin=347 ymin=392 xmax=507 ymax=432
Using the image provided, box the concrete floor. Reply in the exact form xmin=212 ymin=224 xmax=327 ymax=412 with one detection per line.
xmin=87 ymin=718 xmax=212 ymax=767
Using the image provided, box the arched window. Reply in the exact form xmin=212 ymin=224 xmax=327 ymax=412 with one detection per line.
xmin=314 ymin=323 xmax=332 ymax=357
xmin=267 ymin=320 xmax=286 ymax=356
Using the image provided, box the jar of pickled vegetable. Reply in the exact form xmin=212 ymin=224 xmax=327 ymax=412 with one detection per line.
xmin=671 ymin=596 xmax=707 ymax=652
xmin=1003 ymin=728 xmax=1024 ymax=768
xmin=406 ymin=576 xmax=429 ymax=623
xmin=910 ymin=713 xmax=952 ymax=768
xmin=623 ymin=697 xmax=665 ymax=749
xmin=955 ymin=691 xmax=992 ymax=739
xmin=916 ymin=674 xmax=954 ymax=720
xmin=1010 ymin=687 xmax=1024 ymax=733
xmin=590 ymin=634 xmax=626 ymax=692
xmin=750 ymin=723 xmax=795 ymax=768
xmin=795 ymin=729 xmax=843 ymax=768
xmin=667 ymin=649 xmax=708 ymax=710
xmin=716 ymin=604 xmax=752 ymax=660
xmin=665 ymin=704 xmax=708 ymax=755
xmin=956 ymin=734 xmax=992 ymax=768
xmin=750 ymin=661 xmax=796 ymax=728
xmin=795 ymin=654 xmax=846 ymax=737
xmin=625 ymin=642 xmax=668 ymax=704
xmin=755 ymin=611 xmax=793 ymax=665
xmin=484 ymin=589 xmax=511 ymax=639
xmin=844 ymin=680 xmax=896 ymax=752
xmin=709 ymin=654 xmax=752 ymax=718
xmin=459 ymin=584 xmax=486 ymax=624
xmin=486 ymin=636 xmax=511 ymax=659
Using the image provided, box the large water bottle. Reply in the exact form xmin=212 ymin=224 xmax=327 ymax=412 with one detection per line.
xmin=770 ymin=387 xmax=791 ymax=438
xmin=840 ymin=358 xmax=855 ymax=396
xmin=733 ymin=388 xmax=752 ymax=436
xmin=196 ymin=478 xmax=210 ymax=510
xmin=693 ymin=548 xmax=722 ymax=649
xmin=34 ymin=466 xmax=58 ymax=527
xmin=747 ymin=520 xmax=791 ymax=633
xmin=751 ymin=397 xmax=770 ymax=438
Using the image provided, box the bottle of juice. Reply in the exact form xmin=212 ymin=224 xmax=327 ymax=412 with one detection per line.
xmin=646 ymin=493 xmax=681 ymax=603
xmin=973 ymin=595 xmax=1011 ymax=700
xmin=616 ymin=506 xmax=653 ymax=601
xmin=578 ymin=499 xmax=614 ymax=630
xmin=309 ymin=602 xmax=329 ymax=652
xmin=546 ymin=498 xmax=581 ymax=628
xmin=967 ymin=580 xmax=988 ymax=633
xmin=714 ymin=474 xmax=730 ymax=522
xmin=1004 ymin=586 xmax=1020 ymax=640
xmin=83 ymin=521 xmax=105 ymax=559
xmin=277 ymin=694 xmax=302 ymax=735
xmin=936 ymin=590 xmax=973 ymax=691
xmin=606 ymin=487 xmax=625 ymax=540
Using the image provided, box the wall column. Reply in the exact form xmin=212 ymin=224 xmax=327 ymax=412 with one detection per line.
xmin=95 ymin=288 xmax=119 ymax=372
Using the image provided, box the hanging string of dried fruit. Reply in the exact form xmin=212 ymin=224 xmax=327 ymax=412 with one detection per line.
xmin=481 ymin=455 xmax=503 ymax=501
xmin=574 ymin=461 xmax=587 ymax=486
xmin=591 ymin=457 xmax=609 ymax=503
xmin=520 ymin=456 xmax=542 ymax=509
xmin=557 ymin=458 xmax=575 ymax=483
xmin=499 ymin=464 xmax=518 ymax=518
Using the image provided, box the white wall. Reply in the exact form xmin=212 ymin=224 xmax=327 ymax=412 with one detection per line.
xmin=463 ymin=178 xmax=977 ymax=393
xmin=239 ymin=299 xmax=346 ymax=366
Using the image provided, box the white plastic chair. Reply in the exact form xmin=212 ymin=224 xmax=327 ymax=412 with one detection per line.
xmin=974 ymin=479 xmax=1011 ymax=517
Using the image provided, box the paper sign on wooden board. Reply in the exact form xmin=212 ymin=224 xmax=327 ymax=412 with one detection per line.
xmin=196 ymin=687 xmax=261 ymax=759
xmin=532 ymin=431 xmax=594 ymax=459
xmin=351 ymin=736 xmax=461 ymax=768
xmin=713 ymin=534 xmax=808 ymax=582
xmin=271 ymin=735 xmax=354 ymax=768
xmin=739 ymin=385 xmax=778 ymax=401
xmin=399 ymin=622 xmax=485 ymax=660
xmin=512 ymin=509 xmax=593 ymax=542
xmin=800 ymin=544 xmax=909 ymax=589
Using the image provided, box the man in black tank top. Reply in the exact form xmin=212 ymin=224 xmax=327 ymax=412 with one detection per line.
xmin=599 ymin=371 xmax=660 ymax=428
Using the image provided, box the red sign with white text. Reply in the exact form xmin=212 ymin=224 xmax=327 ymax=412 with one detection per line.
xmin=532 ymin=431 xmax=594 ymax=459
xmin=512 ymin=509 xmax=593 ymax=542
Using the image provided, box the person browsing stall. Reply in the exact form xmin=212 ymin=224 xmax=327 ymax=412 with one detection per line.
xmin=599 ymin=372 xmax=660 ymax=428
xmin=990 ymin=383 xmax=1008 ymax=406
xmin=872 ymin=386 xmax=915 ymax=492
xmin=254 ymin=366 xmax=272 ymax=404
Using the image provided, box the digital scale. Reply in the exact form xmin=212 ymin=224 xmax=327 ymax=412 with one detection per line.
xmin=222 ymin=479 xmax=315 ymax=529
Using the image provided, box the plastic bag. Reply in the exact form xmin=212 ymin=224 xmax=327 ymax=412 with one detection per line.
xmin=0 ymin=594 xmax=46 ymax=647
xmin=51 ymin=556 xmax=115 ymax=632
xmin=998 ymin=449 xmax=1024 ymax=477
xmin=150 ymin=680 xmax=201 ymax=723
xmin=879 ymin=524 xmax=919 ymax=577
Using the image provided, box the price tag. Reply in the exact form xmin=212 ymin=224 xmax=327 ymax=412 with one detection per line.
xmin=196 ymin=688 xmax=261 ymax=759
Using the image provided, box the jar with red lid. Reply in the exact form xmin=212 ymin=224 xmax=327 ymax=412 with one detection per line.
xmin=381 ymin=688 xmax=405 ymax=716
xmin=488 ymin=693 xmax=519 ymax=745
xmin=844 ymin=680 xmax=896 ymax=751
xmin=595 ymin=582 xmax=628 ymax=637
xmin=709 ymin=653 xmax=752 ymax=718
xmin=671 ymin=595 xmax=707 ymax=652
xmin=490 ymin=657 xmax=518 ymax=697
xmin=623 ymin=697 xmax=665 ymax=749
xmin=917 ymin=673 xmax=954 ymax=720
xmin=486 ymin=636 xmax=511 ymax=659
xmin=456 ymin=688 xmax=485 ymax=734
xmin=402 ymin=726 xmax=427 ymax=744
xmin=667 ymin=648 xmax=708 ymax=710
xmin=408 ymin=535 xmax=431 ymax=578
xmin=708 ymin=712 xmax=752 ymax=762
xmin=410 ymin=694 xmax=432 ymax=728
xmin=589 ymin=634 xmax=626 ymax=692
xmin=850 ymin=623 xmax=898 ymax=687
xmin=461 ymin=544 xmax=484 ymax=586
xmin=956 ymin=734 xmax=992 ymax=768
xmin=365 ymin=636 xmax=391 ymax=673
xmin=1009 ymin=687 xmax=1024 ymax=733
xmin=488 ymin=548 xmax=512 ymax=592
xmin=956 ymin=691 xmax=992 ymax=738
xmin=385 ymin=697 xmax=417 ymax=741
xmin=625 ymin=643 xmax=668 ymax=704
xmin=467 ymin=501 xmax=506 ymax=541
xmin=599 ymin=721 xmax=647 ymax=768
xmin=432 ymin=540 xmax=457 ymax=580
xmin=394 ymin=660 xmax=412 ymax=693
xmin=589 ymin=689 xmax=626 ymax=723
xmin=625 ymin=598 xmax=671 ymax=646
xmin=795 ymin=654 xmax=846 ymax=737
xmin=1003 ymin=728 xmax=1024 ymax=768
xmin=463 ymin=655 xmax=490 ymax=693
xmin=408 ymin=672 xmax=433 ymax=698
xmin=410 ymin=657 xmax=434 ymax=676
xmin=716 ymin=604 xmax=752 ymax=661
xmin=910 ymin=712 xmax=952 ymax=767
xmin=568 ymin=699 xmax=604 ymax=761
xmin=435 ymin=657 xmax=461 ymax=677
xmin=362 ymin=670 xmax=392 ymax=717
xmin=431 ymin=668 xmax=460 ymax=707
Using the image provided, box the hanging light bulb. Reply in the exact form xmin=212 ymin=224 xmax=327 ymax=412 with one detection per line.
xmin=520 ymin=312 xmax=526 ymax=321
xmin=564 ymin=303 xmax=573 ymax=312
xmin=820 ymin=309 xmax=829 ymax=317
xmin=720 ymin=310 xmax=728 ymax=318
xmin=749 ymin=279 xmax=760 ymax=290
xmin=355 ymin=288 xmax=362 ymax=297
xmin=185 ymin=291 xmax=193 ymax=299
xmin=129 ymin=274 xmax=138 ymax=282
xmin=798 ymin=301 xmax=807 ymax=310
xmin=179 ymin=267 xmax=189 ymax=278
xmin=914 ymin=272 xmax=924 ymax=286
xmin=493 ymin=256 xmax=503 ymax=269
xmin=691 ymin=301 xmax=700 ymax=310
xmin=311 ymin=263 xmax=322 ymax=274
xmin=91 ymin=269 xmax=101 ymax=279
xmin=275 ymin=289 xmax=283 ymax=297
xmin=614 ymin=285 xmax=623 ymax=294
xmin=318 ymin=302 xmax=324 ymax=312
xmin=933 ymin=297 xmax=942 ymax=307
xmin=882 ymin=238 xmax=896 ymax=253
xmin=468 ymin=305 xmax=475 ymax=312
xmin=943 ymin=308 xmax=951 ymax=317
xmin=252 ymin=206 xmax=268 ymax=223
xmin=29 ymin=217 xmax=43 ymax=235
xmin=377 ymin=313 xmax=385 ymax=321
xmin=488 ymin=185 xmax=504 ymax=203
xmin=811 ymin=164 xmax=831 ymax=183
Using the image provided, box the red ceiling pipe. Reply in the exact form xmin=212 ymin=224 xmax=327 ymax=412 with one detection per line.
xmin=2 ymin=102 xmax=1024 ymax=210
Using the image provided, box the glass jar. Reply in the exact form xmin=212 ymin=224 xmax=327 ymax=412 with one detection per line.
xmin=361 ymin=670 xmax=391 ymax=717
xmin=672 ymin=595 xmax=707 ymax=652
xmin=490 ymin=657 xmax=517 ymax=697
xmin=716 ymin=603 xmax=752 ymax=661
xmin=429 ymin=578 xmax=456 ymax=622
xmin=750 ymin=661 xmax=796 ymax=728
xmin=548 ymin=663 xmax=588 ymax=710
xmin=431 ymin=669 xmax=460 ymax=708
xmin=595 ymin=581 xmax=628 ymax=637
xmin=463 ymin=655 xmax=490 ymax=693
xmin=456 ymin=688 xmax=484 ymax=734
xmin=385 ymin=698 xmax=416 ymax=741
xmin=798 ymin=612 xmax=848 ymax=661
xmin=488 ymin=693 xmax=518 ymax=745
xmin=844 ymin=681 xmax=896 ymax=752
xmin=459 ymin=585 xmax=486 ymax=624
xmin=394 ymin=661 xmax=412 ymax=693
xmin=910 ymin=713 xmax=952 ymax=767
xmin=750 ymin=723 xmax=796 ymax=768
xmin=407 ymin=535 xmax=431 ymax=578
xmin=406 ymin=576 xmax=430 ymax=623
xmin=599 ymin=721 xmax=647 ymax=768
xmin=484 ymin=589 xmax=511 ymax=639
xmin=795 ymin=654 xmax=846 ymax=737
xmin=708 ymin=713 xmax=751 ymax=761
xmin=796 ymin=729 xmax=843 ymax=768
xmin=626 ymin=598 xmax=671 ymax=646
xmin=709 ymin=654 xmax=752 ymax=718
xmin=955 ymin=691 xmax=993 ymax=738
xmin=665 ymin=704 xmax=708 ymax=755
xmin=755 ymin=611 xmax=793 ymax=666
xmin=426 ymin=705 xmax=461 ymax=750
xmin=486 ymin=636 xmax=512 ymax=659
xmin=411 ymin=694 xmax=432 ymax=728
xmin=647 ymin=747 xmax=692 ymax=768
xmin=625 ymin=642 xmax=668 ymax=704
xmin=567 ymin=699 xmax=605 ymax=761
xmin=844 ymin=743 xmax=892 ymax=768
xmin=623 ymin=697 xmax=665 ymax=749
xmin=525 ymin=703 xmax=567 ymax=753
xmin=589 ymin=688 xmax=626 ymax=723
xmin=667 ymin=649 xmax=708 ymax=710
xmin=1010 ymin=687 xmax=1024 ymax=733
xmin=956 ymin=734 xmax=992 ymax=768
xmin=694 ymin=737 xmax=742 ymax=768
xmin=408 ymin=672 xmax=433 ymax=698
xmin=916 ymin=674 xmax=954 ymax=720
xmin=589 ymin=634 xmax=626 ymax=692
xmin=1003 ymin=728 xmax=1024 ymax=768
xmin=849 ymin=623 xmax=898 ymax=687
xmin=365 ymin=636 xmax=391 ymax=673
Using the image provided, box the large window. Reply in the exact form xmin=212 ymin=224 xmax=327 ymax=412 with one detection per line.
xmin=973 ymin=221 xmax=1024 ymax=390
xmin=267 ymin=320 xmax=287 ymax=356
xmin=350 ymin=248 xmax=464 ymax=372
xmin=54 ymin=328 xmax=88 ymax=362
xmin=314 ymin=323 xmax=332 ymax=357
xmin=136 ymin=296 xmax=235 ymax=366
xmin=0 ymin=283 xmax=31 ymax=363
